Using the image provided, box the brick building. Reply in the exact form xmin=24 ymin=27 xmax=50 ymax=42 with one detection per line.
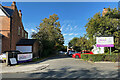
xmin=0 ymin=2 xmax=39 ymax=58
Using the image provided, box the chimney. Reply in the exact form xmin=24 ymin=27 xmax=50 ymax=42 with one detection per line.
xmin=11 ymin=1 xmax=16 ymax=10
xmin=19 ymin=10 xmax=22 ymax=20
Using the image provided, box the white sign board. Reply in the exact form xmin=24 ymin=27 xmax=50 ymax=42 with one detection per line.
xmin=10 ymin=58 xmax=17 ymax=64
xmin=16 ymin=46 xmax=32 ymax=52
xmin=96 ymin=37 xmax=114 ymax=47
xmin=17 ymin=53 xmax=33 ymax=61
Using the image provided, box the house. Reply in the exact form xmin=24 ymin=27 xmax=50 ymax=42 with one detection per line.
xmin=0 ymin=2 xmax=39 ymax=58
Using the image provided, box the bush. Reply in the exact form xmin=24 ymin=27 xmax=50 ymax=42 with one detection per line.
xmin=81 ymin=54 xmax=89 ymax=61
xmin=81 ymin=54 xmax=119 ymax=62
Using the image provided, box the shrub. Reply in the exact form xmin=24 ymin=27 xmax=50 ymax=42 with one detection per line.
xmin=81 ymin=54 xmax=89 ymax=61
xmin=81 ymin=54 xmax=119 ymax=62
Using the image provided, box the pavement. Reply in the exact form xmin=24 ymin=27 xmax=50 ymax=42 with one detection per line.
xmin=1 ymin=54 xmax=120 ymax=78
xmin=1 ymin=63 xmax=49 ymax=73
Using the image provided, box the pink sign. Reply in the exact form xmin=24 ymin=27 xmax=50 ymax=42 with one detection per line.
xmin=96 ymin=37 xmax=114 ymax=47
xmin=96 ymin=44 xmax=114 ymax=47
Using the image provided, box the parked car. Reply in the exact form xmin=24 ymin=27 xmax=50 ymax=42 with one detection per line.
xmin=68 ymin=51 xmax=76 ymax=56
xmin=0 ymin=50 xmax=21 ymax=61
xmin=72 ymin=50 xmax=93 ymax=58
xmin=59 ymin=51 xmax=63 ymax=54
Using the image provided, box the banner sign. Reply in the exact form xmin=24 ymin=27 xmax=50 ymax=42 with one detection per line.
xmin=17 ymin=53 xmax=33 ymax=61
xmin=10 ymin=58 xmax=17 ymax=64
xmin=96 ymin=37 xmax=114 ymax=47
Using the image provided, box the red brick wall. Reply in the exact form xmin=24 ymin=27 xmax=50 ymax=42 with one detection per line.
xmin=11 ymin=8 xmax=25 ymax=50
xmin=0 ymin=3 xmax=28 ymax=52
xmin=0 ymin=16 xmax=11 ymax=52
xmin=33 ymin=41 xmax=39 ymax=58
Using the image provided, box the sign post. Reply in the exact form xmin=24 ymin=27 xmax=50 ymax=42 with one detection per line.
xmin=96 ymin=37 xmax=114 ymax=55
xmin=6 ymin=52 xmax=8 ymax=66
xmin=110 ymin=47 xmax=111 ymax=55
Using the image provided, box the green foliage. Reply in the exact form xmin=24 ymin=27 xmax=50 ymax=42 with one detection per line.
xmin=81 ymin=54 xmax=89 ymax=61
xmin=68 ymin=36 xmax=93 ymax=51
xmin=68 ymin=37 xmax=79 ymax=48
xmin=76 ymin=36 xmax=92 ymax=51
xmin=62 ymin=46 xmax=67 ymax=52
xmin=85 ymin=8 xmax=120 ymax=53
xmin=32 ymin=14 xmax=64 ymax=57
xmin=81 ymin=54 xmax=119 ymax=62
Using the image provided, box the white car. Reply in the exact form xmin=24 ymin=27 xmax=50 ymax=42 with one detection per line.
xmin=59 ymin=51 xmax=63 ymax=54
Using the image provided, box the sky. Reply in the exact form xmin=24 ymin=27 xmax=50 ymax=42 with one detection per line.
xmin=2 ymin=2 xmax=118 ymax=46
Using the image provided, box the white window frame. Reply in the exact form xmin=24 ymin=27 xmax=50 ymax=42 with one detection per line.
xmin=18 ymin=26 xmax=20 ymax=36
xmin=22 ymin=29 xmax=24 ymax=37
xmin=25 ymin=33 xmax=28 ymax=39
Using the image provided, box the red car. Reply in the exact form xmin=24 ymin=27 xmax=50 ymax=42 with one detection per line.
xmin=72 ymin=50 xmax=93 ymax=58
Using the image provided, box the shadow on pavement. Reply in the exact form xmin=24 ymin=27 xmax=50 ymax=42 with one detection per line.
xmin=27 ymin=66 xmax=118 ymax=78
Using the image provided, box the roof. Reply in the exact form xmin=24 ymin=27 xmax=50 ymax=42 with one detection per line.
xmin=0 ymin=4 xmax=14 ymax=17
xmin=16 ymin=39 xmax=38 ymax=45
xmin=0 ymin=33 xmax=5 ymax=38
xmin=3 ymin=6 xmax=14 ymax=16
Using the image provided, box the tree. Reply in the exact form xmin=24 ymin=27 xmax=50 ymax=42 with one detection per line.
xmin=32 ymin=14 xmax=64 ymax=57
xmin=75 ymin=36 xmax=92 ymax=51
xmin=68 ymin=37 xmax=79 ymax=48
xmin=68 ymin=36 xmax=92 ymax=51
xmin=85 ymin=8 xmax=120 ymax=52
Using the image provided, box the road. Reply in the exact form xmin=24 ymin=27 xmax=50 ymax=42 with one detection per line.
xmin=1 ymin=54 xmax=120 ymax=79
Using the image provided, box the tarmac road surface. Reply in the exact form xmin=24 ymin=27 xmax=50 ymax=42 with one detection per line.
xmin=1 ymin=54 xmax=119 ymax=79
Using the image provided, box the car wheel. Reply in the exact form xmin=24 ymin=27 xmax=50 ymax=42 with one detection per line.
xmin=75 ymin=55 xmax=79 ymax=58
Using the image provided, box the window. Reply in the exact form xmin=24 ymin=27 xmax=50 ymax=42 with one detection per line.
xmin=18 ymin=27 xmax=20 ymax=35
xmin=25 ymin=33 xmax=28 ymax=39
xmin=22 ymin=29 xmax=24 ymax=37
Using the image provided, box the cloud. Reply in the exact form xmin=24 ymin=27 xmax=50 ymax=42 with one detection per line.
xmin=60 ymin=28 xmax=62 ymax=31
xmin=74 ymin=25 xmax=78 ymax=28
xmin=66 ymin=27 xmax=69 ymax=30
xmin=69 ymin=33 xmax=73 ymax=35
xmin=25 ymin=28 xmax=37 ymax=39
xmin=60 ymin=25 xmax=64 ymax=31
xmin=68 ymin=24 xmax=70 ymax=26
xmin=25 ymin=28 xmax=31 ymax=39
xmin=70 ymin=27 xmax=72 ymax=30
xmin=31 ymin=29 xmax=37 ymax=33
xmin=63 ymin=33 xmax=67 ymax=36
xmin=75 ymin=33 xmax=78 ymax=36
xmin=67 ymin=37 xmax=74 ymax=41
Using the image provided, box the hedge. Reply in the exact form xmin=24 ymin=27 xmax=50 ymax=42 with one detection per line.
xmin=81 ymin=54 xmax=120 ymax=62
